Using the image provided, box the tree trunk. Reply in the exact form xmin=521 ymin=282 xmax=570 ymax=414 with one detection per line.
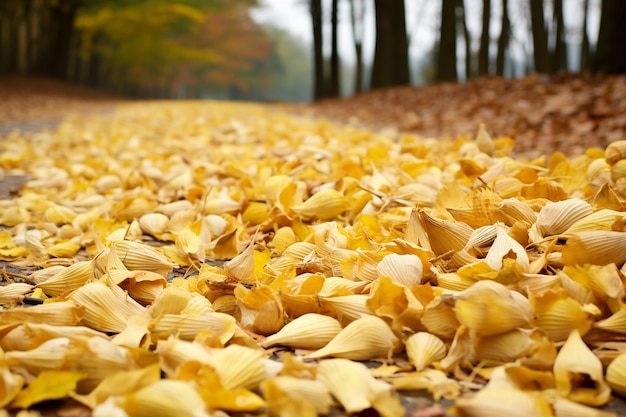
xmin=496 ymin=0 xmax=509 ymax=76
xmin=350 ymin=0 xmax=365 ymax=94
xmin=329 ymin=0 xmax=340 ymax=97
xmin=436 ymin=0 xmax=458 ymax=82
xmin=38 ymin=0 xmax=78 ymax=79
xmin=457 ymin=0 xmax=472 ymax=79
xmin=550 ymin=0 xmax=567 ymax=73
xmin=310 ymin=0 xmax=325 ymax=100
xmin=594 ymin=0 xmax=626 ymax=74
xmin=580 ymin=0 xmax=591 ymax=72
xmin=478 ymin=0 xmax=491 ymax=75
xmin=530 ymin=0 xmax=548 ymax=73
xmin=371 ymin=0 xmax=410 ymax=89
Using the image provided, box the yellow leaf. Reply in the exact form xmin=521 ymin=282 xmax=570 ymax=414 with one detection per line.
xmin=11 ymin=370 xmax=86 ymax=409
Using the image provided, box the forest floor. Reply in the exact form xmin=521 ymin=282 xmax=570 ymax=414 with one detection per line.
xmin=2 ymin=74 xmax=626 ymax=417
xmin=2 ymin=73 xmax=626 ymax=159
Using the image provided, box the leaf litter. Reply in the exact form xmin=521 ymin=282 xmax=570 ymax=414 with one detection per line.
xmin=0 ymin=98 xmax=626 ymax=416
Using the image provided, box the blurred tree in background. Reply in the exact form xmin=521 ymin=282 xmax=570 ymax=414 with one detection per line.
xmin=0 ymin=0 xmax=312 ymax=100
xmin=1 ymin=0 xmax=625 ymax=100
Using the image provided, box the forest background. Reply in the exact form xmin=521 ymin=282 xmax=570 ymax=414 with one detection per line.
xmin=1 ymin=0 xmax=625 ymax=102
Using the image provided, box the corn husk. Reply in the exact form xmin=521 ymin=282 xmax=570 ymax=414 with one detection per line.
xmin=0 ymin=301 xmax=83 ymax=327
xmin=36 ymin=260 xmax=93 ymax=297
xmin=138 ymin=213 xmax=169 ymax=237
xmin=306 ymin=315 xmax=399 ymax=361
xmin=560 ymin=230 xmax=626 ymax=266
xmin=3 ymin=337 xmax=70 ymax=374
xmin=536 ymin=198 xmax=592 ymax=237
xmin=595 ymin=308 xmax=626 ymax=334
xmin=291 ymin=188 xmax=350 ymax=220
xmin=0 ymin=322 xmax=106 ymax=351
xmin=0 ymin=367 xmax=25 ymax=409
xmin=552 ymin=397 xmax=620 ymax=417
xmin=455 ymin=388 xmax=554 ymax=417
xmin=405 ymin=332 xmax=447 ymax=371
xmin=316 ymin=358 xmax=404 ymax=417
xmin=110 ymin=240 xmax=173 ymax=277
xmin=453 ymin=280 xmax=533 ymax=337
xmin=532 ymin=288 xmax=599 ymax=342
xmin=376 ymin=253 xmax=424 ymax=287
xmin=553 ymin=330 xmax=610 ymax=406
xmin=261 ymin=375 xmax=332 ymax=416
xmin=419 ymin=210 xmax=473 ymax=255
xmin=209 ymin=344 xmax=267 ymax=390
xmin=69 ymin=281 xmax=147 ymax=333
xmin=260 ymin=313 xmax=342 ymax=349
xmin=0 ymin=283 xmax=33 ymax=305
xmin=150 ymin=311 xmax=236 ymax=344
xmin=606 ymin=352 xmax=626 ymax=397
xmin=122 ymin=379 xmax=211 ymax=417
xmin=318 ymin=294 xmax=373 ymax=326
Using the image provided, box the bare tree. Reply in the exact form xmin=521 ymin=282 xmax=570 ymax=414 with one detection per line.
xmin=349 ymin=0 xmax=365 ymax=94
xmin=329 ymin=0 xmax=340 ymax=97
xmin=457 ymin=0 xmax=472 ymax=79
xmin=371 ymin=0 xmax=410 ymax=89
xmin=496 ymin=0 xmax=510 ymax=76
xmin=530 ymin=0 xmax=548 ymax=73
xmin=478 ymin=0 xmax=491 ymax=75
xmin=437 ymin=0 xmax=458 ymax=82
xmin=310 ymin=0 xmax=325 ymax=100
xmin=594 ymin=0 xmax=626 ymax=74
xmin=580 ymin=0 xmax=591 ymax=72
xmin=550 ymin=0 xmax=567 ymax=73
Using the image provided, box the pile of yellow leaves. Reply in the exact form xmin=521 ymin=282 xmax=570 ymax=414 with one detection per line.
xmin=1 ymin=101 xmax=626 ymax=417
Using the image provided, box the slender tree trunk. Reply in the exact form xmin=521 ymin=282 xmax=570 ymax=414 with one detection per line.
xmin=437 ymin=0 xmax=458 ymax=82
xmin=530 ymin=0 xmax=548 ymax=73
xmin=551 ymin=0 xmax=567 ymax=73
xmin=496 ymin=0 xmax=509 ymax=76
xmin=371 ymin=0 xmax=410 ymax=89
xmin=594 ymin=0 xmax=626 ymax=74
xmin=38 ymin=0 xmax=78 ymax=79
xmin=580 ymin=0 xmax=591 ymax=72
xmin=329 ymin=0 xmax=340 ymax=97
xmin=457 ymin=0 xmax=472 ymax=79
xmin=478 ymin=0 xmax=491 ymax=75
xmin=310 ymin=0 xmax=325 ymax=100
xmin=350 ymin=0 xmax=364 ymax=94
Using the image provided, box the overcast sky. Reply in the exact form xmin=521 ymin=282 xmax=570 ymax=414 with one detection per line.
xmin=250 ymin=0 xmax=601 ymax=80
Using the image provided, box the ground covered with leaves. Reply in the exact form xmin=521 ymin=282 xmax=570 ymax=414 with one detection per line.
xmin=1 ymin=76 xmax=626 ymax=416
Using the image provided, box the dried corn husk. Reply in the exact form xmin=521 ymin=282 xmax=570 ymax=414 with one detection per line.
xmin=606 ymin=352 xmax=626 ymax=397
xmin=0 ymin=367 xmax=24 ymax=408
xmin=35 ymin=260 xmax=93 ymax=297
xmin=0 ymin=301 xmax=83 ymax=326
xmin=455 ymin=388 xmax=553 ymax=417
xmin=0 ymin=283 xmax=33 ymax=305
xmin=306 ymin=315 xmax=399 ymax=360
xmin=553 ymin=330 xmax=610 ymax=406
xmin=69 ymin=281 xmax=147 ymax=333
xmin=110 ymin=240 xmax=173 ymax=277
xmin=560 ymin=231 xmax=626 ymax=266
xmin=536 ymin=198 xmax=592 ymax=237
xmin=260 ymin=313 xmax=342 ymax=349
xmin=122 ymin=379 xmax=211 ymax=417
xmin=405 ymin=332 xmax=447 ymax=371
xmin=316 ymin=358 xmax=404 ymax=417
xmin=376 ymin=253 xmax=424 ymax=287
xmin=291 ymin=188 xmax=350 ymax=220
xmin=261 ymin=375 xmax=332 ymax=415
xmin=453 ymin=280 xmax=533 ymax=337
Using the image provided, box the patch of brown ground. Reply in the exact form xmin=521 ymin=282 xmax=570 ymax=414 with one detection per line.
xmin=0 ymin=74 xmax=125 ymax=132
xmin=305 ymin=73 xmax=626 ymax=159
